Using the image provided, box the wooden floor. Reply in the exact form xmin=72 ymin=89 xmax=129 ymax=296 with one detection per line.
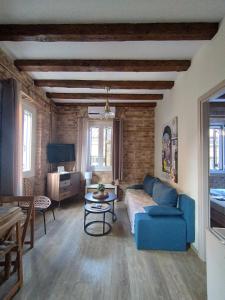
xmin=12 ymin=199 xmax=206 ymax=300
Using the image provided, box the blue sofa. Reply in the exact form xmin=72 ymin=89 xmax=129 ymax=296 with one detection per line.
xmin=126 ymin=176 xmax=195 ymax=251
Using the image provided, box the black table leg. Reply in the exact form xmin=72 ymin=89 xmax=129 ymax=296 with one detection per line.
xmin=112 ymin=201 xmax=114 ymax=222
xmin=84 ymin=210 xmax=86 ymax=230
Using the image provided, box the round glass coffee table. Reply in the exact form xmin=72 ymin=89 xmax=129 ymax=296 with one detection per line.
xmin=84 ymin=192 xmax=117 ymax=223
xmin=84 ymin=193 xmax=117 ymax=236
xmin=84 ymin=203 xmax=112 ymax=236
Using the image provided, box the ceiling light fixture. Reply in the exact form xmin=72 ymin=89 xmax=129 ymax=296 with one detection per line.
xmin=101 ymin=87 xmax=115 ymax=119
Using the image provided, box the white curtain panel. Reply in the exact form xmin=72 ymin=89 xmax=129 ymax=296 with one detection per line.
xmin=76 ymin=117 xmax=89 ymax=179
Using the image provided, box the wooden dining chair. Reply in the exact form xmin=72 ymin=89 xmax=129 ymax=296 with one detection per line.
xmin=0 ymin=196 xmax=35 ymax=249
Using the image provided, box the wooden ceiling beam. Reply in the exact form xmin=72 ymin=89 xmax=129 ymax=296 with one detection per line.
xmin=46 ymin=92 xmax=163 ymax=100
xmin=0 ymin=23 xmax=218 ymax=41
xmin=35 ymin=79 xmax=174 ymax=89
xmin=55 ymin=102 xmax=157 ymax=107
xmin=15 ymin=59 xmax=191 ymax=72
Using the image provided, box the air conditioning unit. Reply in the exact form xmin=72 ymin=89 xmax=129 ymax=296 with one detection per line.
xmin=88 ymin=106 xmax=116 ymax=119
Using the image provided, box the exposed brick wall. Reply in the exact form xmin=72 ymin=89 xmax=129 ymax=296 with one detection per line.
xmin=53 ymin=105 xmax=86 ymax=172
xmin=117 ymin=107 xmax=155 ymax=186
xmin=34 ymin=109 xmax=51 ymax=194
xmin=55 ymin=105 xmax=155 ymax=198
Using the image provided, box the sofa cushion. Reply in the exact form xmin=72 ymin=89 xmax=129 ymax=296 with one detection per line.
xmin=144 ymin=206 xmax=183 ymax=216
xmin=125 ymin=189 xmax=157 ymax=233
xmin=127 ymin=184 xmax=144 ymax=190
xmin=152 ymin=181 xmax=178 ymax=207
xmin=143 ymin=175 xmax=159 ymax=196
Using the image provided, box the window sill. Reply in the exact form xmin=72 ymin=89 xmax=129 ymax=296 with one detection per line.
xmin=23 ymin=170 xmax=35 ymax=178
xmin=210 ymin=171 xmax=225 ymax=175
xmin=91 ymin=169 xmax=112 ymax=172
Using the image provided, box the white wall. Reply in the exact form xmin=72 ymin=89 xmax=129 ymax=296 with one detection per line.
xmin=206 ymin=230 xmax=225 ymax=300
xmin=154 ymin=17 xmax=225 ymax=253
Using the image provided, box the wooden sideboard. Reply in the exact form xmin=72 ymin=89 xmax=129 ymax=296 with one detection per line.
xmin=47 ymin=172 xmax=80 ymax=205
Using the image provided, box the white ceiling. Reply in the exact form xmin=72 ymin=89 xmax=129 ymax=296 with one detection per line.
xmin=0 ymin=0 xmax=224 ymax=103
xmin=0 ymin=41 xmax=205 ymax=60
xmin=29 ymin=72 xmax=178 ymax=81
xmin=0 ymin=0 xmax=225 ymax=23
xmin=53 ymin=99 xmax=163 ymax=104
xmin=42 ymin=88 xmax=165 ymax=94
xmin=0 ymin=40 xmax=214 ymax=103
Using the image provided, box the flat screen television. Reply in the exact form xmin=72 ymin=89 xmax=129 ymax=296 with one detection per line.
xmin=47 ymin=144 xmax=75 ymax=163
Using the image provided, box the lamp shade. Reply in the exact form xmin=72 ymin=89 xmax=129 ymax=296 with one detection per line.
xmin=84 ymin=172 xmax=92 ymax=180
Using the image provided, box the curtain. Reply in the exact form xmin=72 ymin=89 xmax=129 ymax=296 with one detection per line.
xmin=76 ymin=117 xmax=89 ymax=178
xmin=0 ymin=79 xmax=22 ymax=196
xmin=112 ymin=118 xmax=123 ymax=182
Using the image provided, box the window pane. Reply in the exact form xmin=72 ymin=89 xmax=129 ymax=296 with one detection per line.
xmin=209 ymin=126 xmax=223 ymax=171
xmin=88 ymin=123 xmax=113 ymax=170
xmin=103 ymin=127 xmax=112 ymax=167
xmin=23 ymin=110 xmax=32 ymax=172
xmin=89 ymin=127 xmax=99 ymax=167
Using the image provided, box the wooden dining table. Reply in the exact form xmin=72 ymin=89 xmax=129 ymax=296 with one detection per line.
xmin=0 ymin=206 xmax=24 ymax=300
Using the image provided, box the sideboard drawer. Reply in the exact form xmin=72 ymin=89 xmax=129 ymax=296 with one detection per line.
xmin=59 ymin=180 xmax=71 ymax=188
xmin=60 ymin=185 xmax=72 ymax=193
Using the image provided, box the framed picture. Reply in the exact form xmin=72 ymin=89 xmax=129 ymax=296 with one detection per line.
xmin=162 ymin=117 xmax=178 ymax=183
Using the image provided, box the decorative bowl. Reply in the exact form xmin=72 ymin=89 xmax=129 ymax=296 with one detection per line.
xmin=92 ymin=191 xmax=109 ymax=199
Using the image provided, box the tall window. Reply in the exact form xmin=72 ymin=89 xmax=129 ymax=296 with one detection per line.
xmin=22 ymin=102 xmax=36 ymax=177
xmin=23 ymin=110 xmax=32 ymax=172
xmin=209 ymin=125 xmax=224 ymax=171
xmin=88 ymin=121 xmax=113 ymax=171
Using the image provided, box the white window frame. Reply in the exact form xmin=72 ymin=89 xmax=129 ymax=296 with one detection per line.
xmin=22 ymin=101 xmax=36 ymax=178
xmin=87 ymin=120 xmax=113 ymax=171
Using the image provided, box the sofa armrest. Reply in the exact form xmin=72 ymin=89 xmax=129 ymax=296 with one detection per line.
xmin=144 ymin=206 xmax=183 ymax=216
xmin=134 ymin=213 xmax=186 ymax=251
xmin=127 ymin=184 xmax=144 ymax=190
xmin=179 ymin=194 xmax=195 ymax=243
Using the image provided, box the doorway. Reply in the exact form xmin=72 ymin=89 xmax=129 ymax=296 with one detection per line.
xmin=198 ymin=81 xmax=225 ymax=260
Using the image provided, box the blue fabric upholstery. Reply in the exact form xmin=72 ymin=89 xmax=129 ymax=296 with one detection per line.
xmin=127 ymin=184 xmax=144 ymax=190
xmin=135 ymin=213 xmax=187 ymax=251
xmin=144 ymin=206 xmax=183 ymax=216
xmin=152 ymin=181 xmax=178 ymax=207
xmin=178 ymin=194 xmax=195 ymax=243
xmin=143 ymin=175 xmax=159 ymax=196
xmin=128 ymin=175 xmax=195 ymax=251
xmin=134 ymin=190 xmax=195 ymax=251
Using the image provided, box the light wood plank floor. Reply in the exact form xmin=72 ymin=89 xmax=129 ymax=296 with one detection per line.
xmin=13 ymin=199 xmax=206 ymax=300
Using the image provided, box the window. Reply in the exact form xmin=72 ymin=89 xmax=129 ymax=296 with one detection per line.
xmin=23 ymin=110 xmax=32 ymax=172
xmin=22 ymin=102 xmax=36 ymax=177
xmin=88 ymin=121 xmax=113 ymax=171
xmin=209 ymin=125 xmax=224 ymax=171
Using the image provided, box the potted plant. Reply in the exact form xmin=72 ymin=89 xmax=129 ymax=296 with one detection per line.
xmin=97 ymin=183 xmax=105 ymax=195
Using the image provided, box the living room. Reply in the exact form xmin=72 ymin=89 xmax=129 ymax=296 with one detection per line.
xmin=0 ymin=1 xmax=225 ymax=299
